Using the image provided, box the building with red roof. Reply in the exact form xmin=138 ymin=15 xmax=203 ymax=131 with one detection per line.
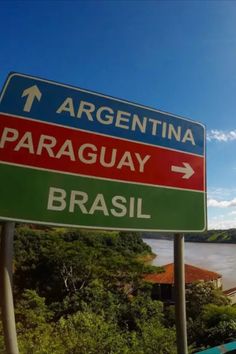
xmin=144 ymin=263 xmax=222 ymax=303
xmin=223 ymin=287 xmax=236 ymax=304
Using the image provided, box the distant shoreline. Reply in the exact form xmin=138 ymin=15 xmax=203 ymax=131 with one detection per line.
xmin=143 ymin=237 xmax=236 ymax=245
xmin=142 ymin=229 xmax=236 ymax=244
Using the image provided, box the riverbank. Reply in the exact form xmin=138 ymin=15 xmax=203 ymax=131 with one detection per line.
xmin=136 ymin=252 xmax=156 ymax=263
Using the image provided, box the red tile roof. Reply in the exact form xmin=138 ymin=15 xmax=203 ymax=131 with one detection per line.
xmin=144 ymin=263 xmax=221 ymax=284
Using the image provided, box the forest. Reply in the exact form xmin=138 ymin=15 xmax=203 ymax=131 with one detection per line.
xmin=0 ymin=225 xmax=236 ymax=354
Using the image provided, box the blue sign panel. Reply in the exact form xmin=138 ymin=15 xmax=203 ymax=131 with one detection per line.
xmin=0 ymin=73 xmax=205 ymax=156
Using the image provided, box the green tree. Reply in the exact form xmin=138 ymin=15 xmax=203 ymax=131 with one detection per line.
xmin=12 ymin=227 xmax=176 ymax=353
xmin=206 ymin=320 xmax=236 ymax=347
xmin=137 ymin=318 xmax=177 ymax=354
xmin=186 ymin=281 xmax=229 ymax=319
xmin=186 ymin=282 xmax=230 ymax=347
xmin=57 ymin=311 xmax=128 ymax=354
xmin=119 ymin=295 xmax=163 ymax=330
xmin=15 ymin=290 xmax=61 ymax=354
xmin=189 ymin=303 xmax=236 ymax=349
xmin=15 ymin=289 xmax=52 ymax=328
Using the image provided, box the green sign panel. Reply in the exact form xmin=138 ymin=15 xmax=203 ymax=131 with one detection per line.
xmin=0 ymin=164 xmax=205 ymax=231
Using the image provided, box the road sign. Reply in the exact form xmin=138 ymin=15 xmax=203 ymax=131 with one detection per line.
xmin=0 ymin=72 xmax=206 ymax=231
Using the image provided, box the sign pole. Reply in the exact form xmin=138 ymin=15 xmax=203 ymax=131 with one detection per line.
xmin=174 ymin=233 xmax=188 ymax=354
xmin=0 ymin=222 xmax=19 ymax=354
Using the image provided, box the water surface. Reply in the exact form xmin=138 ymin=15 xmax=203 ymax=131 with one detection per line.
xmin=144 ymin=239 xmax=236 ymax=290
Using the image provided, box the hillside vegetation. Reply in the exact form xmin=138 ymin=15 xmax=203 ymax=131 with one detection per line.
xmin=1 ymin=226 xmax=177 ymax=354
xmin=142 ymin=229 xmax=236 ymax=243
xmin=0 ymin=225 xmax=235 ymax=353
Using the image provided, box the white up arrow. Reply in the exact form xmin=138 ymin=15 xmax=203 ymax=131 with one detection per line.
xmin=171 ymin=162 xmax=195 ymax=179
xmin=21 ymin=85 xmax=42 ymax=112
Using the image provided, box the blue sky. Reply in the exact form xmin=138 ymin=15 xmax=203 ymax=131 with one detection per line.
xmin=1 ymin=0 xmax=236 ymax=229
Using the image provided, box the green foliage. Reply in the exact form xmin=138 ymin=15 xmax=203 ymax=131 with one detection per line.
xmin=13 ymin=228 xmax=155 ymax=307
xmin=57 ymin=311 xmax=128 ymax=354
xmin=163 ymin=305 xmax=176 ymax=328
xmin=0 ymin=311 xmax=5 ymax=354
xmin=191 ymin=304 xmax=236 ymax=348
xmin=186 ymin=284 xmax=232 ymax=349
xmin=204 ymin=320 xmax=236 ymax=347
xmin=186 ymin=281 xmax=230 ymax=319
xmin=15 ymin=290 xmax=60 ymax=354
xmin=202 ymin=304 xmax=236 ymax=327
xmin=187 ymin=229 xmax=236 ymax=243
xmin=4 ymin=226 xmax=235 ymax=353
xmin=9 ymin=226 xmax=178 ymax=353
xmin=15 ymin=289 xmax=53 ymax=329
xmin=137 ymin=318 xmax=177 ymax=354
xmin=17 ymin=323 xmax=62 ymax=354
xmin=1 ymin=225 xmax=235 ymax=353
xmin=115 ymin=295 xmax=163 ymax=331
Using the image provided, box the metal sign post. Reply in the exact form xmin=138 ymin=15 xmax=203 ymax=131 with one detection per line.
xmin=174 ymin=233 xmax=188 ymax=354
xmin=0 ymin=222 xmax=19 ymax=354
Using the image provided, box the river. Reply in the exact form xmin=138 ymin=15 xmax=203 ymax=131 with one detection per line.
xmin=144 ymin=238 xmax=236 ymax=290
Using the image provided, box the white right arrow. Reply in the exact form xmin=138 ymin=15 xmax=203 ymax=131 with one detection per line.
xmin=171 ymin=162 xmax=195 ymax=179
xmin=21 ymin=85 xmax=42 ymax=112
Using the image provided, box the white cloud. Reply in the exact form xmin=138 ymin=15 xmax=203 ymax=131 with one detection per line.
xmin=208 ymin=188 xmax=236 ymax=203
xmin=208 ymin=187 xmax=236 ymax=199
xmin=229 ymin=210 xmax=236 ymax=215
xmin=208 ymin=218 xmax=236 ymax=230
xmin=208 ymin=207 xmax=236 ymax=229
xmin=207 ymin=192 xmax=236 ymax=229
xmin=207 ymin=129 xmax=236 ymax=142
xmin=207 ymin=198 xmax=236 ymax=208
